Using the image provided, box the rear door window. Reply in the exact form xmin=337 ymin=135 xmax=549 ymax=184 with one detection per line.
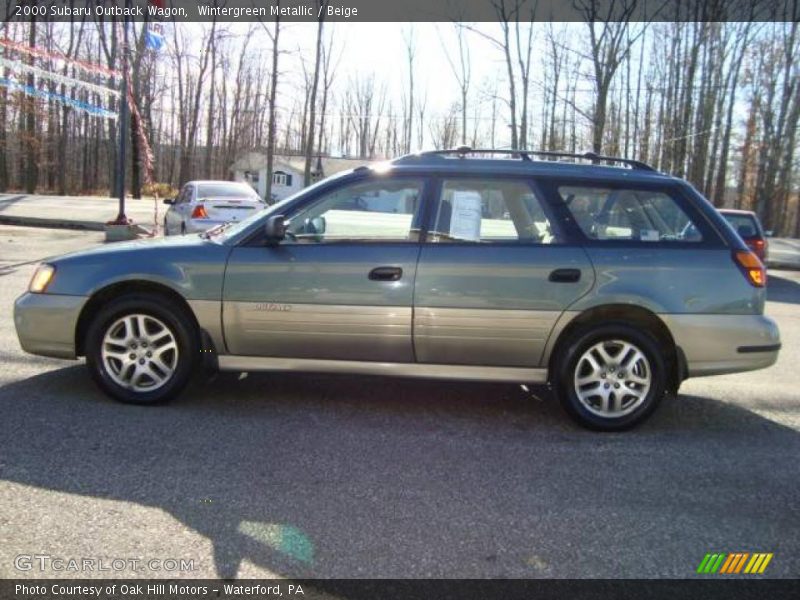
xmin=558 ymin=186 xmax=703 ymax=242
xmin=430 ymin=178 xmax=557 ymax=244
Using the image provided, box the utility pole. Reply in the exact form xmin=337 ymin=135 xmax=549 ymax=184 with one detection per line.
xmin=112 ymin=3 xmax=130 ymax=224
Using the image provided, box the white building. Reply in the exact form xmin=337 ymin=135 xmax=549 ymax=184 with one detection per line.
xmin=230 ymin=152 xmax=374 ymax=202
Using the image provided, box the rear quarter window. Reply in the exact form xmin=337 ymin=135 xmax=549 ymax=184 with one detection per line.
xmin=557 ymin=186 xmax=703 ymax=243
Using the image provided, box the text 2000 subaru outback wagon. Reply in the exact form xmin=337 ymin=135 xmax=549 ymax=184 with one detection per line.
xmin=15 ymin=149 xmax=780 ymax=430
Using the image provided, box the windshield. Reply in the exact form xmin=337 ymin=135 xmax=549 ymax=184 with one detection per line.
xmin=197 ymin=183 xmax=258 ymax=199
xmin=210 ymin=171 xmax=353 ymax=242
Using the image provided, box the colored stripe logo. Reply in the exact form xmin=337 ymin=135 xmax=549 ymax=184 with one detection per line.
xmin=697 ymin=552 xmax=773 ymax=574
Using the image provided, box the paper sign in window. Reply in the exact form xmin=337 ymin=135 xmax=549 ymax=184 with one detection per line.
xmin=449 ymin=191 xmax=482 ymax=241
xmin=640 ymin=229 xmax=659 ymax=242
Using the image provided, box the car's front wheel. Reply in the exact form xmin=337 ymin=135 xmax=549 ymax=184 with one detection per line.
xmin=85 ymin=294 xmax=197 ymax=404
xmin=555 ymin=324 xmax=666 ymax=431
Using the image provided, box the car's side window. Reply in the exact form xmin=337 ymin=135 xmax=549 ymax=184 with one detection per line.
xmin=285 ymin=178 xmax=425 ymax=243
xmin=177 ymin=186 xmax=191 ymax=205
xmin=558 ymin=186 xmax=703 ymax=242
xmin=429 ymin=178 xmax=556 ymax=244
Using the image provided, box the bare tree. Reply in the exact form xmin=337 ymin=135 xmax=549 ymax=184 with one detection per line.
xmin=173 ymin=20 xmax=216 ymax=185
xmin=23 ymin=18 xmax=38 ymax=193
xmin=514 ymin=15 xmax=535 ymax=149
xmin=260 ymin=9 xmax=281 ymax=203
xmin=316 ymin=28 xmax=341 ymax=157
xmin=303 ymin=1 xmax=328 ymax=186
xmin=429 ymin=103 xmax=459 ymax=149
xmin=402 ymin=26 xmax=416 ymax=153
xmin=439 ymin=23 xmax=471 ymax=146
xmin=577 ymin=0 xmax=643 ymax=153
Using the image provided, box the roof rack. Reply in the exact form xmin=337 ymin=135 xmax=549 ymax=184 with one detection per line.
xmin=395 ymin=146 xmax=656 ymax=172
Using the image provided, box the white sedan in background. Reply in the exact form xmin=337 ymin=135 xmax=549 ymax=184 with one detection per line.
xmin=163 ymin=181 xmax=266 ymax=236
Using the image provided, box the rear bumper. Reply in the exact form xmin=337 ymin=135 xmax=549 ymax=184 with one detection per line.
xmin=662 ymin=313 xmax=780 ymax=377
xmin=185 ymin=215 xmax=257 ymax=233
xmin=184 ymin=219 xmax=227 ymax=233
xmin=14 ymin=292 xmax=87 ymax=359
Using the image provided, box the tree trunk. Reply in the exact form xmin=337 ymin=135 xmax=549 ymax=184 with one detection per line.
xmin=304 ymin=6 xmax=326 ymax=186
xmin=24 ymin=21 xmax=39 ymax=193
xmin=265 ymin=15 xmax=280 ymax=203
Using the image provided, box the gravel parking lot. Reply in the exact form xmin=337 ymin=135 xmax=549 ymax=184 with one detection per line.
xmin=0 ymin=224 xmax=798 ymax=579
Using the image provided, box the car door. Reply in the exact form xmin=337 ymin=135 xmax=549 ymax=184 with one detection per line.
xmin=222 ymin=175 xmax=429 ymax=362
xmin=413 ymin=176 xmax=594 ymax=367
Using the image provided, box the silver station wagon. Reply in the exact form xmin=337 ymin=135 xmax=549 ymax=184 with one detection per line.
xmin=14 ymin=148 xmax=780 ymax=430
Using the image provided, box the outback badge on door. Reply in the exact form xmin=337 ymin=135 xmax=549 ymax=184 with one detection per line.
xmin=255 ymin=303 xmax=292 ymax=312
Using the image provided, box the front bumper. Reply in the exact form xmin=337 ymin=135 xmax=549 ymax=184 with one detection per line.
xmin=14 ymin=292 xmax=88 ymax=359
xmin=662 ymin=313 xmax=781 ymax=377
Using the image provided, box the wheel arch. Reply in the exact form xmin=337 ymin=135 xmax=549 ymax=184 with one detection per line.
xmin=546 ymin=304 xmax=686 ymax=393
xmin=75 ymin=280 xmax=201 ymax=357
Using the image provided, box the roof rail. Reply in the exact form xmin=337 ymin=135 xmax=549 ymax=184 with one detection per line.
xmin=395 ymin=147 xmax=656 ymax=172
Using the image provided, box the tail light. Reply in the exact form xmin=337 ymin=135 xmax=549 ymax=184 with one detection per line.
xmin=734 ymin=250 xmax=766 ymax=287
xmin=191 ymin=204 xmax=209 ymax=219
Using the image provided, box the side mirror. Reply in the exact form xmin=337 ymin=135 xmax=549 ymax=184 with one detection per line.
xmin=264 ymin=214 xmax=287 ymax=243
xmin=307 ymin=216 xmax=326 ymax=235
xmin=163 ymin=198 xmax=175 ymax=205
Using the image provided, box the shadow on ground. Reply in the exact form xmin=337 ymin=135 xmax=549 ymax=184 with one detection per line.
xmin=1 ymin=366 xmax=798 ymax=580
xmin=767 ymin=271 xmax=800 ymax=305
xmin=0 ymin=195 xmax=26 ymax=212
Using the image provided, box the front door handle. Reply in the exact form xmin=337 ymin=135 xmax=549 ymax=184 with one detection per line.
xmin=369 ymin=266 xmax=403 ymax=281
xmin=549 ymin=268 xmax=581 ymax=283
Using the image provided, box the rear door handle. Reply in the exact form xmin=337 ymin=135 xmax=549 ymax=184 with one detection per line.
xmin=369 ymin=266 xmax=403 ymax=281
xmin=549 ymin=268 xmax=581 ymax=283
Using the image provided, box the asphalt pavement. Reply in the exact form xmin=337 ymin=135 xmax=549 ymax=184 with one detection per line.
xmin=770 ymin=237 xmax=800 ymax=269
xmin=0 ymin=224 xmax=798 ymax=580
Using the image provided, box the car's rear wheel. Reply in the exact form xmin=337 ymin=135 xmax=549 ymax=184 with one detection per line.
xmin=85 ymin=294 xmax=197 ymax=404
xmin=555 ymin=324 xmax=666 ymax=431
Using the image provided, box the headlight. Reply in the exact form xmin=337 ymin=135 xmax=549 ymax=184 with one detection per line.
xmin=29 ymin=263 xmax=56 ymax=293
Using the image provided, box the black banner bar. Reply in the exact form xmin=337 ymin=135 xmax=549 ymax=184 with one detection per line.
xmin=2 ymin=579 xmax=800 ymax=600
xmin=2 ymin=0 xmax=796 ymax=23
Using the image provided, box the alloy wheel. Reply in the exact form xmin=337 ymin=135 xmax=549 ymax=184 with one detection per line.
xmin=101 ymin=313 xmax=179 ymax=392
xmin=573 ymin=339 xmax=652 ymax=418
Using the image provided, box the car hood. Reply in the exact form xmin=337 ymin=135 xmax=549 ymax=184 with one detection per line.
xmin=49 ymin=232 xmax=214 ymax=263
xmin=41 ymin=233 xmax=231 ymax=299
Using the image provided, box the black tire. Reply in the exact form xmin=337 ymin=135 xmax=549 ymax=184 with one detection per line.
xmin=85 ymin=294 xmax=198 ymax=405
xmin=554 ymin=323 xmax=667 ymax=431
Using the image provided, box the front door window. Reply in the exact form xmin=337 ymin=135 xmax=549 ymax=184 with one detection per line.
xmin=286 ymin=178 xmax=425 ymax=243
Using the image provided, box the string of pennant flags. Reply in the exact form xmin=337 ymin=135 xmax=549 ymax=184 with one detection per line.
xmin=0 ymin=57 xmax=121 ymax=99
xmin=0 ymin=37 xmax=120 ymax=78
xmin=0 ymin=21 xmax=165 ymax=182
xmin=0 ymin=19 xmax=165 ymax=112
xmin=0 ymin=77 xmax=119 ymax=120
